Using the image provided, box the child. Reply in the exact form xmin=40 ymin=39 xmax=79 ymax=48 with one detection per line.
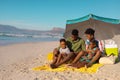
xmin=50 ymin=39 xmax=70 ymax=67
xmin=56 ymin=39 xmax=70 ymax=64
xmin=81 ymin=40 xmax=99 ymax=62
xmin=71 ymin=40 xmax=99 ymax=68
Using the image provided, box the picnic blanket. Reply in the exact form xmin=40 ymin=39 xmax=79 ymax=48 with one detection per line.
xmin=32 ymin=52 xmax=103 ymax=74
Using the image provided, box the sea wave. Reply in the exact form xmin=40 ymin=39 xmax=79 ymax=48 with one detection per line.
xmin=0 ymin=33 xmax=63 ymax=39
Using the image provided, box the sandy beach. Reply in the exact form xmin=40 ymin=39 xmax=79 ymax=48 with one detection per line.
xmin=0 ymin=36 xmax=120 ymax=80
xmin=0 ymin=0 xmax=120 ymax=80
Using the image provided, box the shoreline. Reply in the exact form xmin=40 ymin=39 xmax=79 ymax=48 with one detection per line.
xmin=0 ymin=40 xmax=57 ymax=47
xmin=0 ymin=40 xmax=59 ymax=47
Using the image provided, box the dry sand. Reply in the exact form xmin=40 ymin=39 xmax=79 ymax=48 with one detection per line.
xmin=0 ymin=36 xmax=120 ymax=80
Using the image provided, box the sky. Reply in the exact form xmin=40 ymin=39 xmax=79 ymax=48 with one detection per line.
xmin=0 ymin=0 xmax=120 ymax=30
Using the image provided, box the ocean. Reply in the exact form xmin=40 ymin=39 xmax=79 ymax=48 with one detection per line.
xmin=0 ymin=33 xmax=63 ymax=46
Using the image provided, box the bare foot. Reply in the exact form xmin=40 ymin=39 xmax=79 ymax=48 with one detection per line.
xmin=50 ymin=64 xmax=57 ymax=69
xmin=86 ymin=63 xmax=92 ymax=67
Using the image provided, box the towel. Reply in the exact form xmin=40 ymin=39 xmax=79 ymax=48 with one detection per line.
xmin=32 ymin=52 xmax=103 ymax=74
xmin=32 ymin=64 xmax=103 ymax=74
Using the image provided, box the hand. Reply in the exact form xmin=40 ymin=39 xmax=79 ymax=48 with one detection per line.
xmin=82 ymin=56 xmax=87 ymax=60
xmin=61 ymin=52 xmax=65 ymax=54
xmin=61 ymin=53 xmax=67 ymax=57
xmin=87 ymin=49 xmax=93 ymax=53
xmin=86 ymin=63 xmax=92 ymax=67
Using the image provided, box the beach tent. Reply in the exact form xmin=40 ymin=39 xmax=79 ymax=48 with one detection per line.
xmin=64 ymin=14 xmax=120 ymax=40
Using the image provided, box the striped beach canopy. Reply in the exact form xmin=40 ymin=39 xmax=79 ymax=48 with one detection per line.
xmin=64 ymin=14 xmax=120 ymax=40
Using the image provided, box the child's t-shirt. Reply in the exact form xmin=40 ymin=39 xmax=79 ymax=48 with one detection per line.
xmin=59 ymin=47 xmax=70 ymax=54
xmin=85 ymin=39 xmax=99 ymax=50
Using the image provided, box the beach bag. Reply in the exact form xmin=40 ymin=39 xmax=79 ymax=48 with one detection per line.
xmin=99 ymin=55 xmax=117 ymax=64
xmin=99 ymin=40 xmax=119 ymax=64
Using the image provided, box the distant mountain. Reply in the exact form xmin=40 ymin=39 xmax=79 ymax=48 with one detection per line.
xmin=0 ymin=24 xmax=21 ymax=33
xmin=51 ymin=27 xmax=65 ymax=33
xmin=0 ymin=24 xmax=65 ymax=35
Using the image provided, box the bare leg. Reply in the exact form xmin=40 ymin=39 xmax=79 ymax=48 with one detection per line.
xmin=51 ymin=48 xmax=59 ymax=65
xmin=50 ymin=52 xmax=75 ymax=68
xmin=56 ymin=52 xmax=75 ymax=65
xmin=72 ymin=61 xmax=87 ymax=68
xmin=56 ymin=54 xmax=62 ymax=64
xmin=72 ymin=51 xmax=85 ymax=64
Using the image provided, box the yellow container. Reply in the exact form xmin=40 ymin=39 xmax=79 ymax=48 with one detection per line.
xmin=105 ymin=48 xmax=118 ymax=56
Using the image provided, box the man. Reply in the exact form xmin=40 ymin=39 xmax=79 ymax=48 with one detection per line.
xmin=71 ymin=28 xmax=102 ymax=67
xmin=50 ymin=29 xmax=86 ymax=68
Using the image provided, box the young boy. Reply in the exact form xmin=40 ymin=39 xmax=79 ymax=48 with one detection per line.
xmin=71 ymin=40 xmax=99 ymax=68
xmin=50 ymin=39 xmax=70 ymax=66
xmin=56 ymin=39 xmax=70 ymax=64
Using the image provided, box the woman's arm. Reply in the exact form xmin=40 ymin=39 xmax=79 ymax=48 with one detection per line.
xmin=87 ymin=52 xmax=93 ymax=60
xmin=87 ymin=50 xmax=102 ymax=67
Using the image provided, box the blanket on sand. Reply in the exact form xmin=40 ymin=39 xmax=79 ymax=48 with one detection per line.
xmin=32 ymin=52 xmax=103 ymax=74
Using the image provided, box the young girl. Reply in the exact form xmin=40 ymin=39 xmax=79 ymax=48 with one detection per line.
xmin=71 ymin=40 xmax=99 ymax=68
